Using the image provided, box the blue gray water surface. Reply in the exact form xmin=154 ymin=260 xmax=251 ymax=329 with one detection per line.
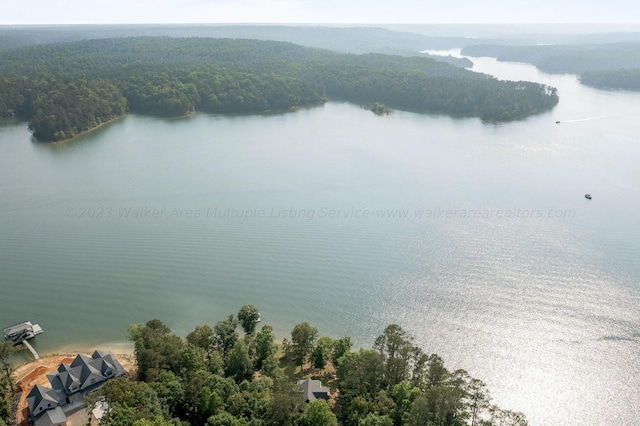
xmin=1 ymin=53 xmax=638 ymax=425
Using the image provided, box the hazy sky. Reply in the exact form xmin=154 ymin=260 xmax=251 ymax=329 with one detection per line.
xmin=2 ymin=0 xmax=639 ymax=25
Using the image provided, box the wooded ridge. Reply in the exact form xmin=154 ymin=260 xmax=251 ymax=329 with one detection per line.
xmin=0 ymin=37 xmax=559 ymax=141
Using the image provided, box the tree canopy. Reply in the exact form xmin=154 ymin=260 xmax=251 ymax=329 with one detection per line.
xmin=0 ymin=37 xmax=559 ymax=141
xmin=1 ymin=311 xmax=529 ymax=426
xmin=461 ymin=42 xmax=640 ymax=92
xmin=237 ymin=305 xmax=261 ymax=335
xmin=104 ymin=313 xmax=531 ymax=426
xmin=0 ymin=342 xmax=18 ymax=425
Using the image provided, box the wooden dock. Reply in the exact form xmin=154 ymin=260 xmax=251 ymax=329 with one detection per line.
xmin=22 ymin=340 xmax=40 ymax=360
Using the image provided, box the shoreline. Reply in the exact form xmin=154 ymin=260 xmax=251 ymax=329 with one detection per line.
xmin=10 ymin=340 xmax=134 ymax=368
xmin=42 ymin=114 xmax=128 ymax=144
xmin=47 ymin=341 xmax=135 ymax=356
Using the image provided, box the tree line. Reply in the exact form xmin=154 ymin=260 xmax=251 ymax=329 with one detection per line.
xmin=0 ymin=342 xmax=16 ymax=426
xmin=461 ymin=42 xmax=640 ymax=91
xmin=0 ymin=37 xmax=559 ymax=141
xmin=0 ymin=24 xmax=476 ymax=66
xmin=579 ymin=69 xmax=640 ymax=91
xmin=0 ymin=306 xmax=529 ymax=425
xmin=80 ymin=305 xmax=528 ymax=426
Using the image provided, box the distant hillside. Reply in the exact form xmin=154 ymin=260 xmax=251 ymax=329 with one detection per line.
xmin=0 ymin=24 xmax=473 ymax=67
xmin=0 ymin=37 xmax=559 ymax=141
xmin=580 ymin=69 xmax=640 ymax=91
xmin=461 ymin=42 xmax=640 ymax=74
xmin=461 ymin=42 xmax=640 ymax=91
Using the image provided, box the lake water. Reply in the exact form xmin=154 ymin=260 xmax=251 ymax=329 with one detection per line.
xmin=1 ymin=52 xmax=639 ymax=425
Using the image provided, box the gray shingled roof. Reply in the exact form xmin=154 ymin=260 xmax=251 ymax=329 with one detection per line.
xmin=29 ymin=350 xmax=127 ymax=424
xmin=26 ymin=384 xmax=59 ymax=418
xmin=297 ymin=378 xmax=329 ymax=402
xmin=33 ymin=406 xmax=66 ymax=426
xmin=47 ymin=351 xmax=126 ymax=397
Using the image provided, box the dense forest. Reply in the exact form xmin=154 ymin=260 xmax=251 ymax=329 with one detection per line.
xmin=461 ymin=42 xmax=640 ymax=74
xmin=123 ymin=314 xmax=530 ymax=425
xmin=0 ymin=306 xmax=530 ymax=426
xmin=461 ymin=42 xmax=640 ymax=91
xmin=579 ymin=69 xmax=640 ymax=90
xmin=0 ymin=37 xmax=558 ymax=141
xmin=0 ymin=342 xmax=14 ymax=426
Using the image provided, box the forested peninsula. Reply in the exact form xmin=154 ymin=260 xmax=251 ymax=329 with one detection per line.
xmin=461 ymin=42 xmax=640 ymax=91
xmin=1 ymin=307 xmax=529 ymax=426
xmin=0 ymin=37 xmax=559 ymax=141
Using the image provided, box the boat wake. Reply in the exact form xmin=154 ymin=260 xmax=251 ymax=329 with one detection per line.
xmin=559 ymin=115 xmax=610 ymax=123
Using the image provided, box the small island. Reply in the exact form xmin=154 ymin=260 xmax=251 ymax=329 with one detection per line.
xmin=366 ymin=102 xmax=391 ymax=115
xmin=2 ymin=305 xmax=530 ymax=426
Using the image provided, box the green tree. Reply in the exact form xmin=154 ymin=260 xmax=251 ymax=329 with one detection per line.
xmin=237 ymin=305 xmax=261 ymax=334
xmin=180 ymin=343 xmax=207 ymax=375
xmin=374 ymin=324 xmax=423 ymax=387
xmin=336 ymin=349 xmax=385 ymax=396
xmin=389 ymin=381 xmax=421 ymax=425
xmin=148 ymin=371 xmax=185 ymax=418
xmin=289 ymin=322 xmax=318 ymax=371
xmin=186 ymin=324 xmax=214 ymax=355
xmin=295 ymin=400 xmax=337 ymax=426
xmin=0 ymin=342 xmax=15 ymax=425
xmin=97 ymin=378 xmax=170 ymax=424
xmin=310 ymin=336 xmax=333 ymax=369
xmin=407 ymin=395 xmax=432 ymax=426
xmin=253 ymin=325 xmax=277 ymax=371
xmin=358 ymin=413 xmax=394 ymax=426
xmin=267 ymin=373 xmax=304 ymax=426
xmin=0 ymin=341 xmax=17 ymax=392
xmin=207 ymin=411 xmax=248 ymax=426
xmin=213 ymin=315 xmax=240 ymax=356
xmin=342 ymin=395 xmax=376 ymax=425
xmin=225 ymin=341 xmax=253 ymax=384
xmin=128 ymin=320 xmax=184 ymax=382
xmin=466 ymin=378 xmax=491 ymax=426
xmin=426 ymin=354 xmax=448 ymax=388
xmin=132 ymin=417 xmax=176 ymax=426
xmin=332 ymin=336 xmax=352 ymax=365
xmin=485 ymin=406 xmax=529 ymax=426
xmin=261 ymin=354 xmax=279 ymax=378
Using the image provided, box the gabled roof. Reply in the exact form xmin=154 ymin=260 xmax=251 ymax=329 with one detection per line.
xmin=29 ymin=350 xmax=127 ymax=422
xmin=50 ymin=365 xmax=90 ymax=394
xmin=26 ymin=384 xmax=59 ymax=418
xmin=46 ymin=351 xmax=126 ymax=398
xmin=92 ymin=350 xmax=126 ymax=376
xmin=70 ymin=353 xmax=94 ymax=368
xmin=297 ymin=378 xmax=329 ymax=402
xmin=92 ymin=350 xmax=109 ymax=358
xmin=33 ymin=406 xmax=66 ymax=426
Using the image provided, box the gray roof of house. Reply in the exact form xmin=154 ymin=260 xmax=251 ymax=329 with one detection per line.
xmin=30 ymin=350 xmax=127 ymax=421
xmin=297 ymin=378 xmax=329 ymax=402
xmin=33 ymin=406 xmax=67 ymax=426
xmin=26 ymin=384 xmax=59 ymax=418
xmin=48 ymin=350 xmax=126 ymax=396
